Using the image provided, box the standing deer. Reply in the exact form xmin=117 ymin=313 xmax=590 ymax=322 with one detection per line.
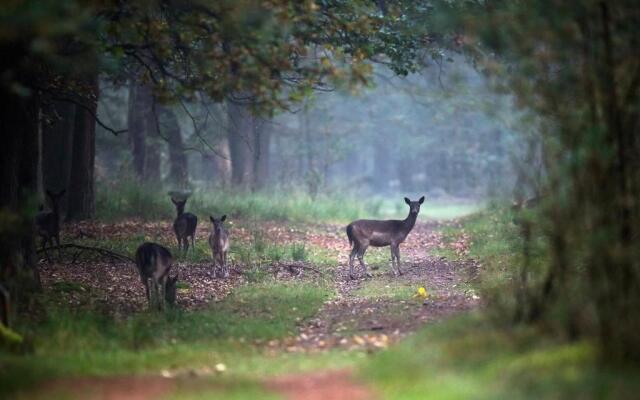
xmin=135 ymin=242 xmax=173 ymax=311
xmin=35 ymin=189 xmax=65 ymax=261
xmin=208 ymin=215 xmax=230 ymax=278
xmin=171 ymin=197 xmax=198 ymax=253
xmin=346 ymin=196 xmax=424 ymax=280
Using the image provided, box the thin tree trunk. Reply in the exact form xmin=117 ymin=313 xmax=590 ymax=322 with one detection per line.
xmin=227 ymin=100 xmax=253 ymax=188
xmin=66 ymin=75 xmax=98 ymax=221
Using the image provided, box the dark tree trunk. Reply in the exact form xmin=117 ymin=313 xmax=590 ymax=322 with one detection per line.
xmin=145 ymin=136 xmax=162 ymax=184
xmin=0 ymin=47 xmax=41 ymax=294
xmin=227 ymin=100 xmax=253 ymax=188
xmin=160 ymin=105 xmax=188 ymax=189
xmin=42 ymin=100 xmax=75 ymax=216
xmin=66 ymin=75 xmax=98 ymax=221
xmin=252 ymin=116 xmax=271 ymax=190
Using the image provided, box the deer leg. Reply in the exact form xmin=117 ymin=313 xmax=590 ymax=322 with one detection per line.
xmin=358 ymin=246 xmax=371 ymax=278
xmin=159 ymin=278 xmax=166 ymax=311
xmin=222 ymin=252 xmax=229 ymax=278
xmin=389 ymin=246 xmax=397 ymax=276
xmin=393 ymin=245 xmax=402 ymax=276
xmin=348 ymin=246 xmax=358 ymax=280
xmin=41 ymin=237 xmax=51 ymax=263
xmin=54 ymin=234 xmax=61 ymax=261
xmin=144 ymin=278 xmax=152 ymax=309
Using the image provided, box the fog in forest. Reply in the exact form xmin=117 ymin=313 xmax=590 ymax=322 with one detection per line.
xmin=95 ymin=55 xmax=527 ymax=205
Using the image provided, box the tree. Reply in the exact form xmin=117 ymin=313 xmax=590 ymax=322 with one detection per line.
xmin=66 ymin=72 xmax=99 ymax=220
xmin=463 ymin=0 xmax=640 ymax=362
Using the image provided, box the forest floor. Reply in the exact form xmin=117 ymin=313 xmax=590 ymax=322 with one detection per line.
xmin=8 ymin=211 xmax=640 ymax=399
xmin=12 ymin=217 xmax=481 ymax=399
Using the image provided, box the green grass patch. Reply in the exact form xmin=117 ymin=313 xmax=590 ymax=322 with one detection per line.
xmin=353 ymin=279 xmax=417 ymax=301
xmin=0 ymin=281 xmax=331 ymax=397
xmin=362 ymin=313 xmax=640 ymax=399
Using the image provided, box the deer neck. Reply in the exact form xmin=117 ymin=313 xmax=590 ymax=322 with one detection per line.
xmin=402 ymin=211 xmax=418 ymax=234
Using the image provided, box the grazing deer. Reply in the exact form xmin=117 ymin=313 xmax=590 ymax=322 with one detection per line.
xmin=35 ymin=189 xmax=65 ymax=261
xmin=171 ymin=197 xmax=198 ymax=253
xmin=346 ymin=196 xmax=425 ymax=280
xmin=165 ymin=273 xmax=179 ymax=307
xmin=208 ymin=215 xmax=230 ymax=278
xmin=135 ymin=242 xmax=173 ymax=311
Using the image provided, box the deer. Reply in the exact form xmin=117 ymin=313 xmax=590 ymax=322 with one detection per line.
xmin=35 ymin=189 xmax=65 ymax=261
xmin=346 ymin=196 xmax=424 ymax=280
xmin=171 ymin=197 xmax=198 ymax=253
xmin=165 ymin=273 xmax=179 ymax=307
xmin=135 ymin=242 xmax=173 ymax=311
xmin=208 ymin=215 xmax=230 ymax=278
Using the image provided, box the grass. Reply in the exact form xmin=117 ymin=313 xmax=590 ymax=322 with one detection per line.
xmin=0 ymin=281 xmax=332 ymax=398
xmin=95 ymin=180 xmax=386 ymax=223
xmin=353 ymin=279 xmax=417 ymax=301
xmin=362 ymin=313 xmax=640 ymax=399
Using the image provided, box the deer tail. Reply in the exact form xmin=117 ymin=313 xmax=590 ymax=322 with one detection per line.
xmin=346 ymin=224 xmax=354 ymax=247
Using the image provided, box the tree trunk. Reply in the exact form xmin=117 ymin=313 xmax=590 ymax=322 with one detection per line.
xmin=227 ymin=100 xmax=253 ymax=188
xmin=252 ymin=116 xmax=271 ymax=191
xmin=66 ymin=75 xmax=98 ymax=221
xmin=160 ymin=105 xmax=188 ymax=189
xmin=42 ymin=100 xmax=75 ymax=216
xmin=0 ymin=48 xmax=41 ymax=294
xmin=127 ymin=81 xmax=149 ymax=180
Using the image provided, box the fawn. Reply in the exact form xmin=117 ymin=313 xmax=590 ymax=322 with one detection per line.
xmin=208 ymin=215 xmax=230 ymax=278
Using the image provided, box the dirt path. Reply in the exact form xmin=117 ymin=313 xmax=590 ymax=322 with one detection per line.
xmin=266 ymin=222 xmax=480 ymax=353
xmin=264 ymin=221 xmax=480 ymax=399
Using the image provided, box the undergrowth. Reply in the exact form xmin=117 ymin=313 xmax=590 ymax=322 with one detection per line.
xmin=95 ymin=179 xmax=384 ymax=223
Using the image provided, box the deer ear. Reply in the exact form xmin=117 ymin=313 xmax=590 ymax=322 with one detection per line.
xmin=419 ymin=196 xmax=425 ymax=204
xmin=210 ymin=216 xmax=215 ymax=223
xmin=404 ymin=197 xmax=410 ymax=205
xmin=171 ymin=198 xmax=177 ymax=205
xmin=221 ymin=215 xmax=226 ymax=222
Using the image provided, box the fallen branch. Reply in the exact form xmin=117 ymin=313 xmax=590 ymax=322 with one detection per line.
xmin=271 ymin=262 xmax=325 ymax=277
xmin=37 ymin=244 xmax=135 ymax=264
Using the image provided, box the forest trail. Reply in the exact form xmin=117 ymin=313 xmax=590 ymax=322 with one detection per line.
xmin=267 ymin=221 xmax=481 ymax=353
xmin=32 ymin=219 xmax=480 ymax=399
xmin=264 ymin=221 xmax=481 ymax=400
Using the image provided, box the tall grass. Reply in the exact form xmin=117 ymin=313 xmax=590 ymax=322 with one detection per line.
xmin=96 ymin=179 xmax=384 ymax=223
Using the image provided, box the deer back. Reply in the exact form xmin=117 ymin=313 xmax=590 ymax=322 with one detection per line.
xmin=135 ymin=242 xmax=173 ymax=282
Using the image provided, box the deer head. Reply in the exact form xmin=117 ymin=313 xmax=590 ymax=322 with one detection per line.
xmin=404 ymin=196 xmax=425 ymax=215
